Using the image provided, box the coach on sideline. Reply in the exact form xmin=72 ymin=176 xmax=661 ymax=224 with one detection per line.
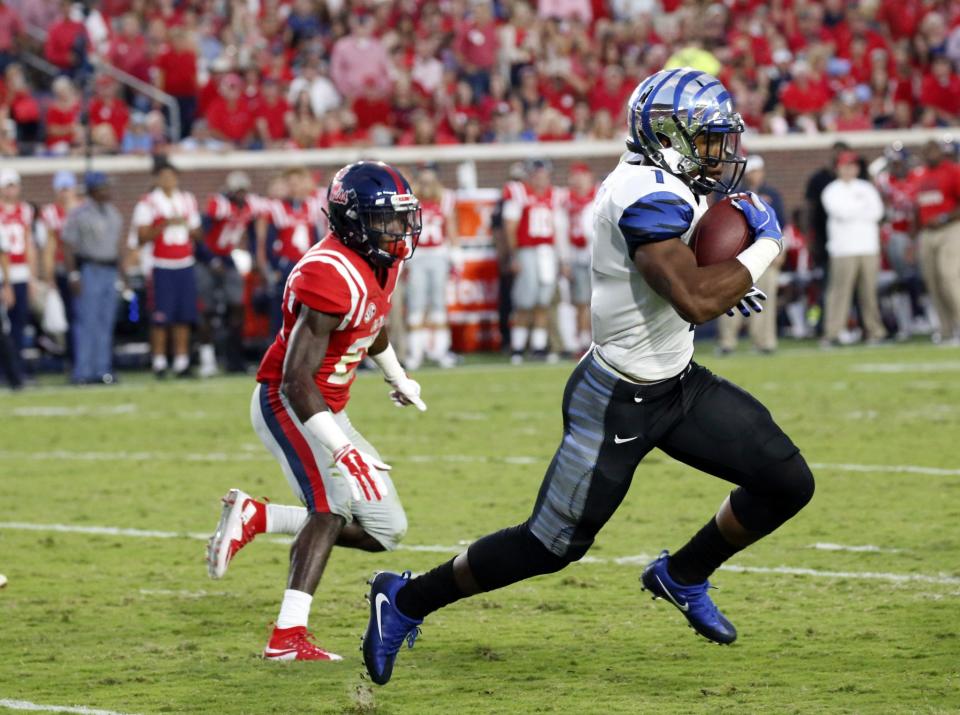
xmin=62 ymin=172 xmax=126 ymax=385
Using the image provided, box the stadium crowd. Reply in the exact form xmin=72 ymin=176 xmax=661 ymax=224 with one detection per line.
xmin=0 ymin=0 xmax=960 ymax=154
xmin=1 ymin=134 xmax=959 ymax=390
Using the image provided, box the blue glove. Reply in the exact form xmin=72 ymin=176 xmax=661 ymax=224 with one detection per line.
xmin=726 ymin=285 xmax=767 ymax=317
xmin=731 ymin=192 xmax=783 ymax=244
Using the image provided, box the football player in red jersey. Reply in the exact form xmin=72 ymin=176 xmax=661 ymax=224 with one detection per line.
xmin=206 ymin=161 xmax=426 ymax=661
xmin=563 ymin=162 xmax=598 ymax=355
xmin=405 ymin=162 xmax=460 ymax=369
xmin=257 ymin=166 xmax=326 ymax=333
xmin=503 ymin=158 xmax=568 ymax=363
xmin=196 ymin=171 xmax=258 ymax=376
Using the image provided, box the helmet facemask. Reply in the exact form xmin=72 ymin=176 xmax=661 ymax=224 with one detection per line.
xmin=357 ymin=193 xmax=422 ymax=268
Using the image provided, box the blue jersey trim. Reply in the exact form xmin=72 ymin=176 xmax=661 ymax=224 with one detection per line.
xmin=618 ymin=191 xmax=693 ymax=257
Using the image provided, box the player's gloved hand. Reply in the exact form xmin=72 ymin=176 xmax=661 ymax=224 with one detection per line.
xmin=387 ymin=374 xmax=428 ymax=411
xmin=731 ymin=192 xmax=783 ymax=245
xmin=726 ymin=285 xmax=767 ymax=317
xmin=332 ymin=445 xmax=391 ymax=501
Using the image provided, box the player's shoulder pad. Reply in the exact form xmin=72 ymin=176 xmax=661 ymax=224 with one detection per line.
xmin=614 ymin=167 xmax=695 ymax=253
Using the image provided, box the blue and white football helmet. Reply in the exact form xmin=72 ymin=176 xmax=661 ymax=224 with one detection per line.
xmin=625 ymin=68 xmax=746 ymax=196
xmin=327 ymin=161 xmax=422 ymax=268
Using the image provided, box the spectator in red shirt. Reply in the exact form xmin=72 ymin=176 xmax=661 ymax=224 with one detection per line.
xmin=45 ymin=75 xmax=81 ymax=155
xmin=155 ymin=27 xmax=198 ymax=140
xmin=253 ymin=77 xmax=291 ymax=148
xmin=204 ymin=74 xmax=255 ymax=148
xmin=0 ymin=0 xmax=25 ymax=72
xmin=588 ymin=64 xmax=632 ymax=119
xmin=920 ymin=55 xmax=960 ymax=124
xmin=3 ymin=62 xmax=39 ymax=147
xmin=109 ymin=13 xmax=150 ymax=83
xmin=453 ymin=0 xmax=500 ymax=97
xmin=44 ymin=0 xmax=89 ymax=78
xmin=352 ymin=78 xmax=392 ymax=132
xmin=780 ymin=60 xmax=833 ymax=125
xmin=88 ymin=74 xmax=129 ymax=153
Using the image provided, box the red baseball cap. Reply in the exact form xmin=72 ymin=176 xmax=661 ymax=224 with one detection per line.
xmin=836 ymin=150 xmax=860 ymax=167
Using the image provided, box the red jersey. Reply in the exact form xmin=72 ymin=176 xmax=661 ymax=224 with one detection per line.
xmin=876 ymin=172 xmax=915 ymax=234
xmin=203 ymin=193 xmax=260 ymax=257
xmin=417 ymin=190 xmax=455 ymax=249
xmin=265 ymin=197 xmax=325 ymax=263
xmin=40 ymin=202 xmax=68 ymax=265
xmin=256 ymin=236 xmax=401 ymax=413
xmin=503 ymin=182 xmax=564 ymax=248
xmin=564 ymin=185 xmax=597 ymax=250
xmin=909 ymin=161 xmax=960 ymax=228
xmin=89 ymin=96 xmax=129 ymax=141
xmin=0 ymin=201 xmax=33 ymax=283
xmin=132 ymin=188 xmax=201 ymax=268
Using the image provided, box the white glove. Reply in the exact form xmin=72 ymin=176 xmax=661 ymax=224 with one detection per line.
xmin=332 ymin=445 xmax=391 ymax=501
xmin=726 ymin=286 xmax=767 ymax=317
xmin=388 ymin=374 xmax=427 ymax=411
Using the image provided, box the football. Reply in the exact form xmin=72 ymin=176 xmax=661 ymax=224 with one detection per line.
xmin=689 ymin=197 xmax=752 ymax=266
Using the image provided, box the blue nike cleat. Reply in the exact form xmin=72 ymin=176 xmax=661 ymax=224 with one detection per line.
xmin=362 ymin=571 xmax=423 ymax=685
xmin=640 ymin=550 xmax=737 ymax=645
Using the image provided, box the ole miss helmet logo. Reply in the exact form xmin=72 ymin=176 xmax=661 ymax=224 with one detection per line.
xmin=329 ymin=181 xmax=349 ymax=205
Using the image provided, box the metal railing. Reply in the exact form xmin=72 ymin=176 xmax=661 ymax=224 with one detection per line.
xmin=23 ymin=22 xmax=182 ymax=142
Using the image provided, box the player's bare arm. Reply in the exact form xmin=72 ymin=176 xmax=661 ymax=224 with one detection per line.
xmin=280 ymin=304 xmax=340 ymax=421
xmin=633 ymin=239 xmax=752 ymax=325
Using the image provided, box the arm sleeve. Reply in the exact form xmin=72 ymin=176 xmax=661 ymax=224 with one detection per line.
xmin=820 ymin=182 xmax=855 ymax=220
xmin=61 ymin=212 xmax=79 ymax=247
xmin=289 ymin=259 xmax=355 ymax=320
xmin=617 ymin=191 xmax=694 ymax=258
xmin=187 ymin=194 xmax=202 ymax=230
xmin=131 ymin=200 xmax=153 ymax=229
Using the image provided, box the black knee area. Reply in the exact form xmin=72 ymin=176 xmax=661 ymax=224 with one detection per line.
xmin=466 ymin=522 xmax=569 ymax=593
xmin=730 ymin=452 xmax=815 ymax=534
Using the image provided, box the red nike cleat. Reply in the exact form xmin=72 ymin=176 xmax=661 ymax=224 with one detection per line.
xmin=263 ymin=626 xmax=343 ymax=661
xmin=206 ymin=488 xmax=266 ymax=579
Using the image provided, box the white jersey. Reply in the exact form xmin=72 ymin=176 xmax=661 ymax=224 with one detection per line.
xmin=591 ymin=157 xmax=707 ymax=381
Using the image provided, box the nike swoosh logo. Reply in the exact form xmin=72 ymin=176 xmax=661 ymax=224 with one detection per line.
xmin=655 ymin=574 xmax=689 ymax=612
xmin=634 ymin=396 xmax=643 ymax=403
xmin=375 ymin=593 xmax=390 ymax=641
xmin=614 ymin=435 xmax=639 ymax=444
xmin=263 ymin=647 xmax=298 ymax=657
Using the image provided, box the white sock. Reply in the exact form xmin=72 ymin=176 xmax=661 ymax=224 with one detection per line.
xmin=786 ymin=301 xmax=806 ymax=337
xmin=266 ymin=504 xmax=308 ymax=534
xmin=152 ymin=354 xmax=168 ymax=372
xmin=510 ymin=326 xmax=529 ymax=353
xmin=276 ymin=588 xmax=313 ymax=629
xmin=406 ymin=328 xmax=428 ymax=366
xmin=428 ymin=327 xmax=451 ymax=360
xmin=531 ymin=327 xmax=549 ymax=352
xmin=199 ymin=343 xmax=216 ymax=369
xmin=172 ymin=354 xmax=190 ymax=373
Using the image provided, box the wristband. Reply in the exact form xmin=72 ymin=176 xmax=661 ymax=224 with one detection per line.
xmin=370 ymin=343 xmax=405 ymax=384
xmin=302 ymin=411 xmax=350 ymax=454
xmin=735 ymin=238 xmax=781 ymax=283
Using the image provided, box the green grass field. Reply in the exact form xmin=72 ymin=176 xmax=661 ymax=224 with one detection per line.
xmin=2 ymin=342 xmax=959 ymax=715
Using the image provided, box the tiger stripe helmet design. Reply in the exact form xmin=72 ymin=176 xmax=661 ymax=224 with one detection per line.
xmin=626 ymin=68 xmax=746 ymax=196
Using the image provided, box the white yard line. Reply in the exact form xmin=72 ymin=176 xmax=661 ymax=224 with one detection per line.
xmin=10 ymin=405 xmax=138 ymax=417
xmin=850 ymin=360 xmax=960 ymax=373
xmin=810 ymin=542 xmax=902 ymax=554
xmin=808 ymin=462 xmax=960 ymax=477
xmin=1 ymin=522 xmax=957 ymax=587
xmin=0 ymin=700 xmax=139 ymax=715
xmin=10 ymin=450 xmax=957 ymax=476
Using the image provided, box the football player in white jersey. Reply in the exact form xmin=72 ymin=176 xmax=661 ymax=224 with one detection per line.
xmin=361 ymin=69 xmax=816 ymax=685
